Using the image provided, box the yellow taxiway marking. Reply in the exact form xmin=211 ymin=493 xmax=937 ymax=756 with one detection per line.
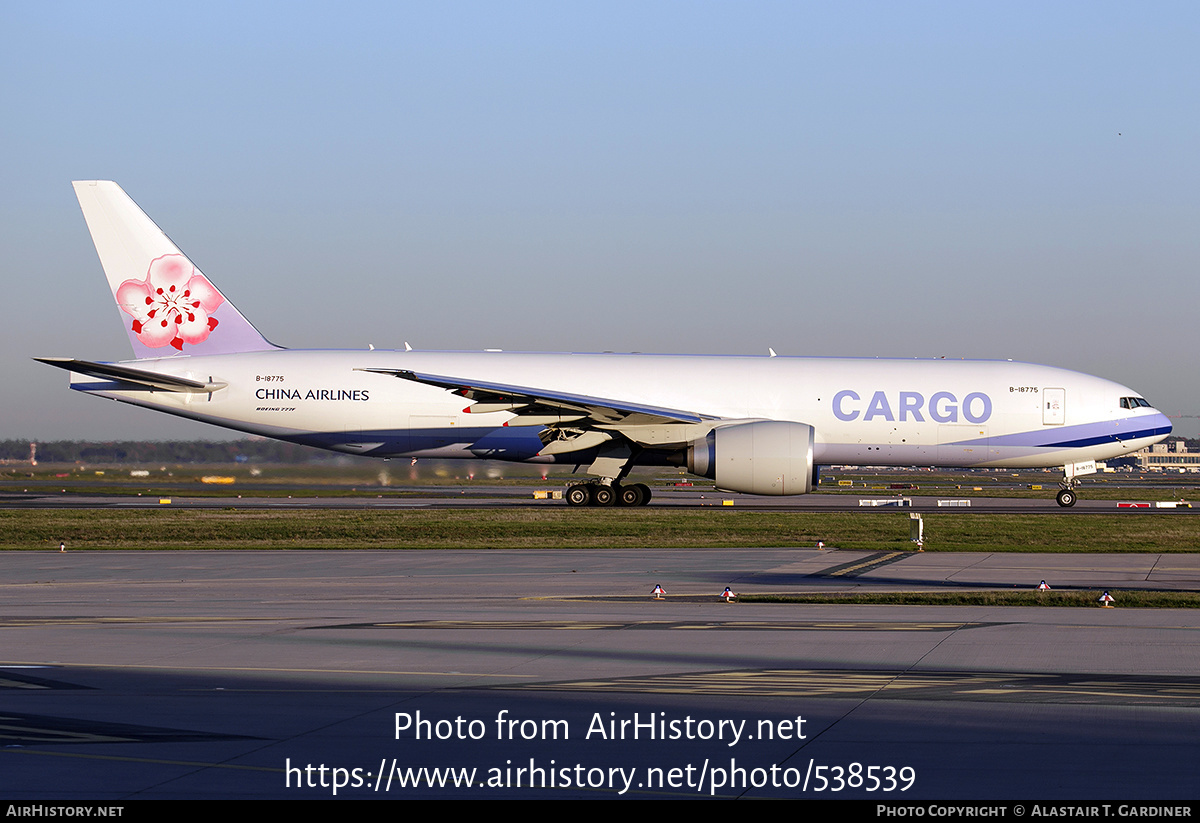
xmin=0 ymin=660 xmax=523 ymax=678
xmin=826 ymin=551 xmax=907 ymax=577
xmin=515 ymin=668 xmax=1200 ymax=702
xmin=0 ymin=616 xmax=278 ymax=628
xmin=362 ymin=619 xmax=979 ymax=632
xmin=370 ymin=620 xmax=630 ymax=630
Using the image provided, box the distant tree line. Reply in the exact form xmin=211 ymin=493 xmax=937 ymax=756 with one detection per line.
xmin=0 ymin=439 xmax=336 ymax=464
xmin=3 ymin=435 xmax=1198 ymax=466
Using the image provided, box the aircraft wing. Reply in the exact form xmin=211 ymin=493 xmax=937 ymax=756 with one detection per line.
xmin=35 ymin=357 xmax=227 ymax=393
xmin=356 ymin=368 xmax=714 ymax=446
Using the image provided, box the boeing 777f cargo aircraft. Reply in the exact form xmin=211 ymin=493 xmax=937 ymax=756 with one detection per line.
xmin=39 ymin=181 xmax=1171 ymax=507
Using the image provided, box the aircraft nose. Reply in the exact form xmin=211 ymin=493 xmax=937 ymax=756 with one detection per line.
xmin=1148 ymin=411 xmax=1172 ymax=438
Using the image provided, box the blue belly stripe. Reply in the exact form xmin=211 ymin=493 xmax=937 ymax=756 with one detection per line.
xmin=1039 ymin=425 xmax=1172 ymax=449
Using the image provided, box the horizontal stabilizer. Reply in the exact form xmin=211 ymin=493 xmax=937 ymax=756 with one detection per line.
xmin=35 ymin=357 xmax=226 ymax=393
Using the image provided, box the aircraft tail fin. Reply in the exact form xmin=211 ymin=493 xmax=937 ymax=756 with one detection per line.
xmin=72 ymin=181 xmax=281 ymax=358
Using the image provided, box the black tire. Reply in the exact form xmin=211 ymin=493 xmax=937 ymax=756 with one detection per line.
xmin=592 ymin=485 xmax=616 ymax=506
xmin=634 ymin=483 xmax=652 ymax=506
xmin=617 ymin=484 xmax=646 ymax=507
xmin=1056 ymin=489 xmax=1077 ymax=508
xmin=566 ymin=485 xmax=592 ymax=507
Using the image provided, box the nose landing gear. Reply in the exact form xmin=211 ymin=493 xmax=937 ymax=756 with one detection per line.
xmin=1055 ymin=460 xmax=1096 ymax=507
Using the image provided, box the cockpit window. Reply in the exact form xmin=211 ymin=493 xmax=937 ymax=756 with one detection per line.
xmin=1120 ymin=397 xmax=1153 ymax=409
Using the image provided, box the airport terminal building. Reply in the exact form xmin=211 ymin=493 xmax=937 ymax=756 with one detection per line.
xmin=1128 ymin=440 xmax=1200 ymax=471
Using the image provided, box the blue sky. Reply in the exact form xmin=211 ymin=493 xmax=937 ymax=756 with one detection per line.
xmin=3 ymin=1 xmax=1198 ymax=439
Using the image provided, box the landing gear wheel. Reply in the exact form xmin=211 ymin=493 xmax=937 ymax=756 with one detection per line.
xmin=617 ymin=484 xmax=647 ymax=507
xmin=591 ymin=485 xmax=616 ymax=506
xmin=634 ymin=483 xmax=652 ymax=506
xmin=1056 ymin=489 xmax=1077 ymax=508
xmin=566 ymin=485 xmax=592 ymax=507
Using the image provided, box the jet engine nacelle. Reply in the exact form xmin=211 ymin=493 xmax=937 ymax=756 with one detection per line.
xmin=687 ymin=421 xmax=815 ymax=496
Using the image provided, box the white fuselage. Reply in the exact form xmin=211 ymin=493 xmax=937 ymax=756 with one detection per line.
xmin=67 ymin=349 xmax=1172 ymax=470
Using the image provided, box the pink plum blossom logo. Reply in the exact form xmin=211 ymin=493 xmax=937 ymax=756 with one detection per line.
xmin=115 ymin=254 xmax=224 ymax=351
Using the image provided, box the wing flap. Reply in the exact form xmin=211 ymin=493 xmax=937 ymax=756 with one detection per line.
xmin=357 ymin=367 xmax=709 ymax=427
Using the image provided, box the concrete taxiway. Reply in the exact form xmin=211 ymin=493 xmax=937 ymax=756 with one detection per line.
xmin=1 ymin=548 xmax=1198 ymax=799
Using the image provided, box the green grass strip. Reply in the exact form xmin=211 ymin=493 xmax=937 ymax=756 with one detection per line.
xmin=3 ymin=509 xmax=1198 ymax=551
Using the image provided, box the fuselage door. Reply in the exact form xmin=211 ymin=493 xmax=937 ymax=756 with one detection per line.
xmin=1043 ymin=388 xmax=1065 ymax=425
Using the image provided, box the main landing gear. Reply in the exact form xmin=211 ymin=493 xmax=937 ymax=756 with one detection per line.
xmin=566 ymin=482 xmax=653 ymax=507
